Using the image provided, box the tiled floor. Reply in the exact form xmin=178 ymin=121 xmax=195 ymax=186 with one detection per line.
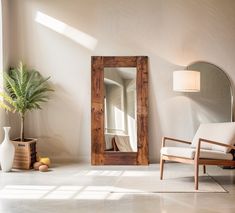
xmin=0 ymin=163 xmax=235 ymax=213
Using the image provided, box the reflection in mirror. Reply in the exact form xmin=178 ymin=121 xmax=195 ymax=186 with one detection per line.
xmin=104 ymin=68 xmax=137 ymax=152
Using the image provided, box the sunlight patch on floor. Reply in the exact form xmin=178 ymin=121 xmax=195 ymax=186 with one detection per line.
xmin=0 ymin=185 xmax=129 ymax=200
xmin=74 ymin=170 xmax=124 ymax=177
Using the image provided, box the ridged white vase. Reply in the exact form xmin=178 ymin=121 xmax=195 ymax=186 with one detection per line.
xmin=0 ymin=127 xmax=15 ymax=172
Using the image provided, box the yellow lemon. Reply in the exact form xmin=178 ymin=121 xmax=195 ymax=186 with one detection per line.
xmin=39 ymin=157 xmax=51 ymax=167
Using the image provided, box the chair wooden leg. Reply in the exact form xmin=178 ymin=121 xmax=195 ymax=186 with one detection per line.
xmin=203 ymin=165 xmax=206 ymax=174
xmin=160 ymin=157 xmax=165 ymax=180
xmin=195 ymin=162 xmax=199 ymax=190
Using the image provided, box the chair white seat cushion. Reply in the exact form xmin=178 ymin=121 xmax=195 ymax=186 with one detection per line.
xmin=161 ymin=147 xmax=233 ymax=160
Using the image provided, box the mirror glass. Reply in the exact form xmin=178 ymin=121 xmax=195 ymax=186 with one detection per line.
xmin=104 ymin=67 xmax=137 ymax=152
xmin=187 ymin=61 xmax=233 ymax=125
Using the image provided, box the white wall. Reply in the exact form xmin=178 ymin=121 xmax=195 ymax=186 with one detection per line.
xmin=0 ymin=0 xmax=11 ymax=141
xmin=6 ymin=0 xmax=235 ymax=162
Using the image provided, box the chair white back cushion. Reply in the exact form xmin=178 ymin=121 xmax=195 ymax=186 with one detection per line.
xmin=191 ymin=122 xmax=235 ymax=153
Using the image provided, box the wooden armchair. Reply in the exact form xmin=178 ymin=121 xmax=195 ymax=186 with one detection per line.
xmin=160 ymin=122 xmax=235 ymax=190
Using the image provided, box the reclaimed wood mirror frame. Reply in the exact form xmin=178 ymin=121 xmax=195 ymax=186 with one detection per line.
xmin=91 ymin=56 xmax=149 ymax=165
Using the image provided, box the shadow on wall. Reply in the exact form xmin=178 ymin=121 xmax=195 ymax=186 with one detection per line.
xmin=161 ymin=90 xmax=232 ymax=146
xmin=24 ymin=84 xmax=83 ymax=161
xmin=188 ymin=96 xmax=230 ymax=131
xmin=148 ymin=84 xmax=162 ymax=163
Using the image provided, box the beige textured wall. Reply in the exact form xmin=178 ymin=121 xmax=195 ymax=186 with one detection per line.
xmin=0 ymin=0 xmax=11 ymax=141
xmin=6 ymin=0 xmax=235 ymax=162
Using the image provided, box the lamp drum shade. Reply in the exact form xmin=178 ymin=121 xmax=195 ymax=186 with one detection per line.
xmin=173 ymin=70 xmax=200 ymax=92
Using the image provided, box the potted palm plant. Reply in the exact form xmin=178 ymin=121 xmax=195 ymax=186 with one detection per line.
xmin=0 ymin=61 xmax=53 ymax=169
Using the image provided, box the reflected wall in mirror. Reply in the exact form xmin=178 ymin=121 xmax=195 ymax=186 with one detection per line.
xmin=187 ymin=61 xmax=233 ymax=126
xmin=91 ymin=56 xmax=148 ymax=165
xmin=104 ymin=68 xmax=137 ymax=152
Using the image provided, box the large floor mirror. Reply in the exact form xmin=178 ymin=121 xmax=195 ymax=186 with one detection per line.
xmin=91 ymin=56 xmax=148 ymax=165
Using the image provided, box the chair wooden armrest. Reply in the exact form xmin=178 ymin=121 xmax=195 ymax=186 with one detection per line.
xmin=195 ymin=138 xmax=235 ymax=160
xmin=198 ymin=138 xmax=235 ymax=150
xmin=162 ymin=136 xmax=191 ymax=148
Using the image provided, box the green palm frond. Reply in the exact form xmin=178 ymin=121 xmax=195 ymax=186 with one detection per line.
xmin=0 ymin=92 xmax=14 ymax=105
xmin=3 ymin=61 xmax=54 ymax=115
xmin=0 ymin=101 xmax=12 ymax=112
xmin=0 ymin=92 xmax=14 ymax=112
